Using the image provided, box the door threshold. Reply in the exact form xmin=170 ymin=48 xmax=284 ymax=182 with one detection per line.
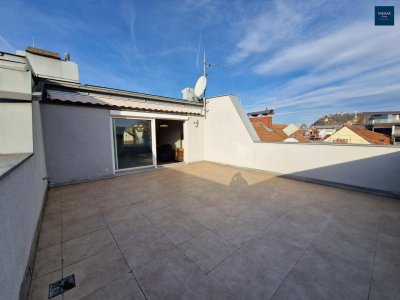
xmin=156 ymin=162 xmax=185 ymax=168
xmin=114 ymin=166 xmax=155 ymax=177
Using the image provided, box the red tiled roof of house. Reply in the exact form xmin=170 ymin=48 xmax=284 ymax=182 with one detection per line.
xmin=249 ymin=118 xmax=309 ymax=143
xmin=346 ymin=125 xmax=390 ymax=145
xmin=249 ymin=118 xmax=282 ymax=142
xmin=272 ymin=124 xmax=310 ymax=143
xmin=250 ymin=116 xmax=272 ymax=128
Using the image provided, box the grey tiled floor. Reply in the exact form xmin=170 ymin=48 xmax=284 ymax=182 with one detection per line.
xmin=29 ymin=162 xmax=400 ymax=299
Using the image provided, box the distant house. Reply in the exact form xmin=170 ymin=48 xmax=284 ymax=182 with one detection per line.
xmin=324 ymin=125 xmax=390 ymax=145
xmin=249 ymin=116 xmax=309 ymax=143
xmin=314 ymin=125 xmax=342 ymax=139
xmin=363 ymin=111 xmax=400 ymax=144
xmin=311 ymin=112 xmax=361 ymax=140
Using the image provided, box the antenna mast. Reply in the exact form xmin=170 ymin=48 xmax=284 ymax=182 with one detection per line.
xmin=203 ymin=50 xmax=206 ymax=78
xmin=203 ymin=50 xmax=207 ymax=118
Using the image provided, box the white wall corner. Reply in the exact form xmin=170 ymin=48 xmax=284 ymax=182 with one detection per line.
xmin=228 ymin=95 xmax=260 ymax=142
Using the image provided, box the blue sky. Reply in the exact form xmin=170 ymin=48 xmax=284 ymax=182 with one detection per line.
xmin=1 ymin=0 xmax=399 ymax=124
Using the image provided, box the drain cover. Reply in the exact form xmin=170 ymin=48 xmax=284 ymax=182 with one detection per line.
xmin=48 ymin=274 xmax=75 ymax=299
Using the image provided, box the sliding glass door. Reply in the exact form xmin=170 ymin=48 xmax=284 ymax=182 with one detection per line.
xmin=112 ymin=118 xmax=153 ymax=170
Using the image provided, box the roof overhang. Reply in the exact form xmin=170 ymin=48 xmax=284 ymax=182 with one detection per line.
xmin=45 ymin=89 xmax=203 ymax=115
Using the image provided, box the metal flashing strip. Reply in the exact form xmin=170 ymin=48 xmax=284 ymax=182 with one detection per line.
xmin=110 ymin=110 xmax=190 ymax=120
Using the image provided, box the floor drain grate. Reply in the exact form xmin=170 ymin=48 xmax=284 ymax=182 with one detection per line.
xmin=48 ymin=274 xmax=76 ymax=299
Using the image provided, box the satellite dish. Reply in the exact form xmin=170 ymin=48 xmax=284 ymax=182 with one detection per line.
xmin=194 ymin=75 xmax=207 ymax=98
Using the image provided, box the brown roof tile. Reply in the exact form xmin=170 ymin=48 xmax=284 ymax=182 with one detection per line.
xmin=346 ymin=125 xmax=390 ymax=145
xmin=249 ymin=118 xmax=309 ymax=143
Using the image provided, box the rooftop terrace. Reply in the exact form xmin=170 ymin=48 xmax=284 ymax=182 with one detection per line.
xmin=29 ymin=162 xmax=400 ymax=299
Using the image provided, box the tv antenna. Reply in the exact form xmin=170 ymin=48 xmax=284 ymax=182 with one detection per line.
xmin=194 ymin=50 xmax=231 ymax=118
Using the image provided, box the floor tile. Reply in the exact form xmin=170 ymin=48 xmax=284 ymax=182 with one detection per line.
xmin=62 ymin=228 xmax=116 ymax=267
xmin=63 ymin=244 xmax=130 ymax=300
xmin=62 ymin=213 xmax=106 ymax=242
xmin=211 ymin=216 xmax=259 ymax=247
xmin=37 ymin=226 xmax=61 ymax=249
xmin=373 ymin=256 xmax=400 ymax=287
xmin=108 ymin=212 xmax=156 ymax=243
xmin=187 ymin=206 xmax=230 ymax=229
xmin=118 ymin=225 xmax=175 ymax=269
xmin=61 ymin=197 xmax=96 ymax=214
xmin=43 ymin=201 xmax=61 ymax=216
xmin=273 ymin=277 xmax=344 ymax=300
xmin=62 ymin=202 xmax=100 ymax=224
xmin=40 ymin=212 xmax=61 ymax=230
xmin=310 ymin=229 xmax=376 ymax=272
xmin=33 ymin=244 xmax=61 ymax=279
xmin=171 ymin=194 xmax=213 ymax=214
xmin=179 ymin=230 xmax=238 ymax=273
xmin=225 ymin=200 xmax=282 ymax=228
xmin=182 ymin=250 xmax=285 ymax=300
xmin=136 ymin=248 xmax=204 ymax=299
xmin=103 ymin=206 xmax=144 ymax=227
xmin=146 ymin=206 xmax=206 ymax=245
xmin=134 ymin=196 xmax=170 ymax=214
xmin=369 ymin=280 xmax=400 ymax=300
xmin=29 ymin=270 xmax=62 ymax=300
xmin=81 ymin=273 xmax=145 ymax=300
xmin=96 ymin=196 xmax=133 ymax=214
xmin=242 ymin=229 xmax=304 ymax=275
xmin=288 ymin=251 xmax=371 ymax=299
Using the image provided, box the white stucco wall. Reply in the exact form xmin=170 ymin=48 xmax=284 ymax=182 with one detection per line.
xmin=0 ymin=101 xmax=48 ymax=300
xmin=185 ymin=116 xmax=204 ymax=163
xmin=0 ymin=53 xmax=32 ymax=101
xmin=0 ymin=102 xmax=33 ymax=154
xmin=25 ymin=52 xmax=79 ymax=82
xmin=204 ymin=95 xmax=400 ymax=195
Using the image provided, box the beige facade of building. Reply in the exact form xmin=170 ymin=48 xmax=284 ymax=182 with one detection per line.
xmin=324 ymin=126 xmax=370 ymax=144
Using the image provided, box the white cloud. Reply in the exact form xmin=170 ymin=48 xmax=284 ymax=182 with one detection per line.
xmin=0 ymin=35 xmax=15 ymax=53
xmin=228 ymin=0 xmax=336 ymax=64
xmin=254 ymin=20 xmax=400 ymax=76
xmin=183 ymin=0 xmax=212 ymax=8
xmin=229 ymin=2 xmax=302 ymax=63
xmin=236 ymin=5 xmax=400 ymax=124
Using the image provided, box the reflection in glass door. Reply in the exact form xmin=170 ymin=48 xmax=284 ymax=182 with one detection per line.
xmin=113 ymin=118 xmax=153 ymax=170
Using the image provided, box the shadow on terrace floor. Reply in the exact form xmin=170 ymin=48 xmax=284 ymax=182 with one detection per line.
xmin=29 ymin=162 xmax=400 ymax=300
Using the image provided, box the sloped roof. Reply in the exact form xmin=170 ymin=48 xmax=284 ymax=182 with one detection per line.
xmin=46 ymin=89 xmax=202 ymax=115
xmin=346 ymin=125 xmax=390 ymax=145
xmin=38 ymin=78 xmax=203 ymax=115
xmin=249 ymin=118 xmax=309 ymax=143
xmin=272 ymin=124 xmax=309 ymax=143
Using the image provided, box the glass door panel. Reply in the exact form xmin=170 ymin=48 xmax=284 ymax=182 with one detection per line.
xmin=113 ymin=118 xmax=153 ymax=170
